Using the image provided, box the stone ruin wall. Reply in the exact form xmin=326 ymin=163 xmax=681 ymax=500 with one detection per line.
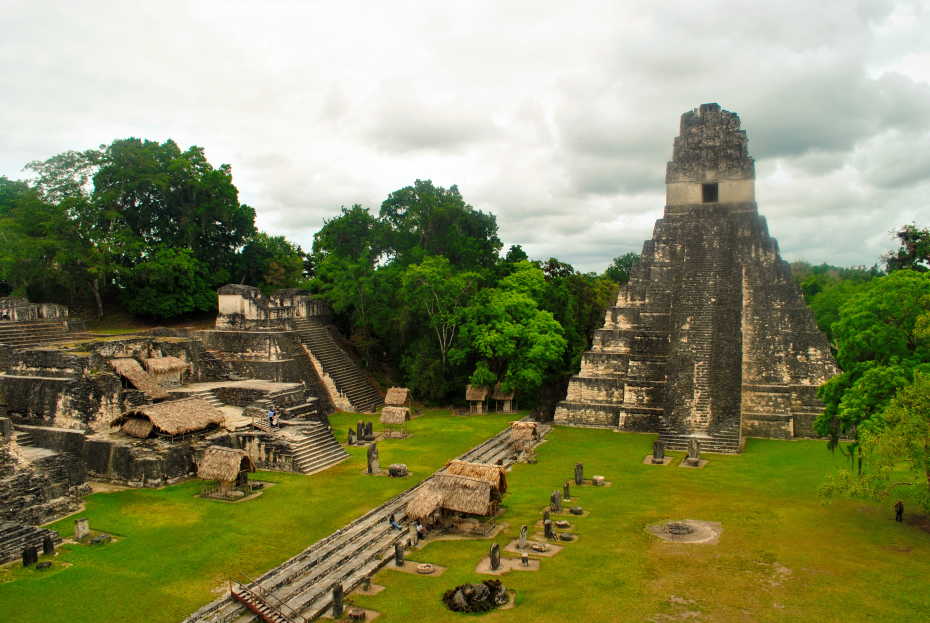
xmin=216 ymin=285 xmax=331 ymax=330
xmin=0 ymin=336 xmax=216 ymax=432
xmin=555 ymin=104 xmax=838 ymax=442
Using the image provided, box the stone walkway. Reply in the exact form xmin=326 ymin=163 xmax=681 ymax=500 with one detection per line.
xmin=183 ymin=421 xmax=548 ymax=623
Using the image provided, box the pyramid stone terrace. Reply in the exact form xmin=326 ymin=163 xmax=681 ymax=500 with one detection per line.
xmin=555 ymin=103 xmax=838 ymax=452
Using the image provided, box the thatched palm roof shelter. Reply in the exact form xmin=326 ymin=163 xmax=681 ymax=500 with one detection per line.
xmin=406 ymin=473 xmax=501 ymax=520
xmin=406 ymin=485 xmax=444 ymax=520
xmin=510 ymin=421 xmax=538 ymax=442
xmin=384 ymin=387 xmax=409 ymax=407
xmin=492 ymin=383 xmax=515 ymax=412
xmin=113 ymin=397 xmax=225 ymax=438
xmin=380 ymin=406 xmax=409 ymax=425
xmin=144 ymin=356 xmax=190 ymax=374
xmin=197 ymin=446 xmax=255 ymax=482
xmin=466 ymin=385 xmax=489 ymax=401
xmin=109 ymin=358 xmax=170 ymax=399
xmin=444 ymin=460 xmax=507 ymax=494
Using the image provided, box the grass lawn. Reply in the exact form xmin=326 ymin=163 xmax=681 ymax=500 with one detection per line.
xmin=3 ymin=418 xmax=928 ymax=623
xmin=0 ymin=410 xmax=515 ymax=623
xmin=352 ymin=428 xmax=930 ymax=622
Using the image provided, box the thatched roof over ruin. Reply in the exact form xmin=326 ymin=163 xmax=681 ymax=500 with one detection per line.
xmin=510 ymin=420 xmax=538 ymax=441
xmin=380 ymin=406 xmax=409 ymax=425
xmin=431 ymin=474 xmax=496 ymax=516
xmin=406 ymin=474 xmax=498 ymax=519
xmin=491 ymin=384 xmax=514 ymax=401
xmin=113 ymin=398 xmax=225 ymax=436
xmin=144 ymin=356 xmax=189 ymax=374
xmin=109 ymin=357 xmax=170 ymax=399
xmin=406 ymin=486 xmax=444 ymax=520
xmin=384 ymin=387 xmax=409 ymax=406
xmin=444 ymin=460 xmax=507 ymax=494
xmin=197 ymin=446 xmax=255 ymax=482
xmin=466 ymin=385 xmax=489 ymax=401
xmin=121 ymin=417 xmax=154 ymax=439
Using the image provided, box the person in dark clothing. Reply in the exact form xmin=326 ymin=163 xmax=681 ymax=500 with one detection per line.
xmin=894 ymin=500 xmax=904 ymax=522
xmin=389 ymin=513 xmax=401 ymax=530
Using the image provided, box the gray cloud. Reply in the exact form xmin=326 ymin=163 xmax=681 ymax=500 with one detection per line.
xmin=2 ymin=1 xmax=930 ymax=276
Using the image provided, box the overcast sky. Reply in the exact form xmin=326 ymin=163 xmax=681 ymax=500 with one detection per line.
xmin=3 ymin=1 xmax=929 ymax=272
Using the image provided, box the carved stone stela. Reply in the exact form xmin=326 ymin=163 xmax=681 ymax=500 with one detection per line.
xmin=555 ymin=104 xmax=838 ymax=451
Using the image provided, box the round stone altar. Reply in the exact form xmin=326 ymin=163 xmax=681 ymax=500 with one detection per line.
xmin=646 ymin=519 xmax=722 ymax=544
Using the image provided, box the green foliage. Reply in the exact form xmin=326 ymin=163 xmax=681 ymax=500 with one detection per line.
xmin=379 ymin=179 xmax=501 ymax=270
xmin=604 ymin=252 xmax=640 ymax=284
xmin=883 ymin=223 xmax=930 ymax=273
xmin=121 ymin=247 xmax=216 ymax=319
xmin=815 ymin=270 xmax=930 ymax=449
xmin=452 ymin=262 xmax=567 ymax=394
xmin=7 ymin=138 xmax=302 ymax=320
xmin=309 ymin=182 xmax=613 ymax=407
xmin=237 ymin=233 xmax=306 ymax=293
xmin=821 ymin=373 xmax=930 ymax=511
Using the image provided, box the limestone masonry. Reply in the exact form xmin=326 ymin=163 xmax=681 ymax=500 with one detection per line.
xmin=554 ymin=103 xmax=838 ymax=451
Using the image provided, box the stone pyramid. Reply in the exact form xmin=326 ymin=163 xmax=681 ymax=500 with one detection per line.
xmin=554 ymin=103 xmax=838 ymax=453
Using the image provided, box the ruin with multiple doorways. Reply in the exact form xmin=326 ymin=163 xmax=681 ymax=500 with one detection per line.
xmin=555 ymin=104 xmax=838 ymax=453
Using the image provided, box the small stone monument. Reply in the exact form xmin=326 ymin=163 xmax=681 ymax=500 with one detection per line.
xmin=365 ymin=421 xmax=374 ymax=441
xmin=22 ymin=546 xmax=38 ymax=567
xmin=685 ymin=438 xmax=701 ymax=467
xmin=388 ymin=463 xmax=408 ymax=477
xmin=348 ymin=428 xmax=356 ymax=445
xmin=563 ymin=480 xmax=571 ymax=500
xmin=518 ymin=525 xmax=528 ymax=551
xmin=490 ymin=543 xmax=500 ymax=571
xmin=356 ymin=421 xmax=364 ymax=441
xmin=521 ymin=551 xmax=529 ymax=567
xmin=331 ymin=583 xmax=344 ymax=618
xmin=394 ymin=542 xmax=404 ymax=567
xmin=409 ymin=522 xmax=418 ymax=547
xmin=652 ymin=440 xmax=665 ymax=464
xmin=543 ymin=510 xmax=550 ymax=523
xmin=0 ymin=416 xmax=11 ymax=439
xmin=74 ymin=518 xmax=89 ymax=541
xmin=592 ymin=475 xmax=605 ymax=486
xmin=42 ymin=535 xmax=55 ymax=555
xmin=550 ymin=490 xmax=562 ymax=512
xmin=367 ymin=443 xmax=379 ymax=475
xmin=574 ymin=463 xmax=583 ymax=485
xmin=544 ymin=519 xmax=554 ymax=540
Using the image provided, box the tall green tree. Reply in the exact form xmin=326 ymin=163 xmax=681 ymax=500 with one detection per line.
xmin=821 ymin=373 xmax=930 ymax=511
xmin=451 ymin=262 xmax=567 ymax=395
xmin=379 ymin=180 xmax=501 ymax=270
xmin=605 ymin=252 xmax=640 ymax=284
xmin=237 ymin=233 xmax=306 ymax=293
xmin=815 ymin=270 xmax=930 ymax=467
xmin=884 ymin=224 xmax=930 ymax=273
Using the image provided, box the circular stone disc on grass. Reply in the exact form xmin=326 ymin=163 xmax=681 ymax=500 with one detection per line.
xmin=646 ymin=520 xmax=722 ymax=544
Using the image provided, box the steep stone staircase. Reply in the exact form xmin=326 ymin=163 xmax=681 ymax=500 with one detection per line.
xmin=14 ymin=430 xmax=34 ymax=447
xmin=291 ymin=319 xmax=382 ymax=413
xmin=286 ymin=422 xmax=349 ymax=475
xmin=0 ymin=521 xmax=62 ymax=565
xmin=0 ymin=320 xmax=93 ymax=349
xmin=656 ymin=418 xmax=741 ymax=454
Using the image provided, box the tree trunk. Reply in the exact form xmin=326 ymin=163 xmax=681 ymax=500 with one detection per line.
xmin=89 ymin=278 xmax=103 ymax=319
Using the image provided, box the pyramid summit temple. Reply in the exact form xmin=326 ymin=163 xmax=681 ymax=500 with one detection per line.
xmin=554 ymin=103 xmax=838 ymax=453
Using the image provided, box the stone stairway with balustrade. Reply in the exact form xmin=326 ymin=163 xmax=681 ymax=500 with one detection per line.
xmin=184 ymin=420 xmax=545 ymax=623
xmin=291 ymin=319 xmax=382 ymax=413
